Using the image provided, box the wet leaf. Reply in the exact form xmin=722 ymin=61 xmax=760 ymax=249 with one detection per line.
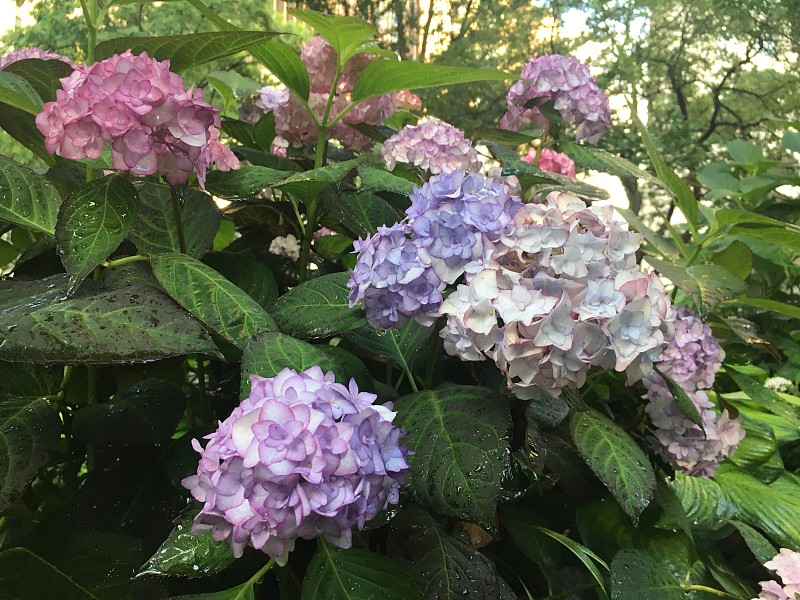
xmin=269 ymin=272 xmax=365 ymax=339
xmin=668 ymin=472 xmax=736 ymax=531
xmin=56 ymin=175 xmax=139 ymax=294
xmin=394 ymin=385 xmax=511 ymax=529
xmin=343 ymin=319 xmax=433 ymax=374
xmin=204 ymin=165 xmax=289 ymax=198
xmin=570 ymin=408 xmax=655 ymax=523
xmin=0 ymin=154 xmax=61 ymax=235
xmin=202 ymin=251 xmax=279 ymax=308
xmin=610 ymin=549 xmax=685 ymax=600
xmin=325 ymin=190 xmax=403 ymax=238
xmin=1 ymin=58 xmax=72 ymax=102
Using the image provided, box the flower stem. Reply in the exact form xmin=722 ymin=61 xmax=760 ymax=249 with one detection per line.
xmin=245 ymin=559 xmax=276 ymax=589
xmin=297 ymin=127 xmax=329 ymax=282
xmin=532 ymin=126 xmax=550 ymax=167
xmin=102 ymin=254 xmax=150 ymax=268
xmin=681 ymin=584 xmax=740 ymax=598
xmin=170 ymin=186 xmax=187 ymax=254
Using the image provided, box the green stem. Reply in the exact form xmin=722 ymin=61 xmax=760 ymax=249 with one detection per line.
xmin=681 ymin=584 xmax=740 ymax=598
xmin=532 ymin=126 xmax=550 ymax=167
xmin=170 ymin=187 xmax=187 ymax=254
xmin=102 ymin=254 xmax=150 ymax=268
xmin=245 ymin=559 xmax=276 ymax=589
xmin=297 ymin=126 xmax=329 ymax=282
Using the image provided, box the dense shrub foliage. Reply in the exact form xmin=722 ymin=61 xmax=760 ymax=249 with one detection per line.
xmin=0 ymin=3 xmax=799 ymax=599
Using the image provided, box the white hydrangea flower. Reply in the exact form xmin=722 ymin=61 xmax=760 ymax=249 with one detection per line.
xmin=269 ymin=234 xmax=301 ymax=261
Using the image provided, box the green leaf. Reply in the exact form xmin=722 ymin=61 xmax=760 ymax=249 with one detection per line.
xmin=0 ymin=154 xmax=61 ymax=235
xmin=0 ymin=396 xmax=60 ymax=511
xmin=727 ymin=225 xmax=800 ymax=252
xmin=353 ymin=61 xmax=514 ymax=103
xmin=290 ymin=8 xmax=378 ymax=67
xmin=129 ymin=187 xmax=221 ymax=258
xmin=2 ymin=58 xmax=73 ymax=102
xmin=654 ymin=368 xmax=702 ymax=425
xmin=204 ymin=165 xmax=290 ymax=199
xmin=729 ymin=297 xmax=800 ymax=320
xmin=357 ymin=165 xmax=416 ymax=195
xmin=560 ymin=141 xmax=663 ymax=187
xmin=301 ymin=542 xmax=420 ymax=600
xmin=72 ymin=379 xmax=185 ymax=446
xmin=725 ymin=366 xmax=800 ymax=426
xmin=140 ymin=504 xmax=234 ymax=578
xmin=0 ymin=104 xmax=55 ymax=165
xmin=731 ymin=521 xmax=777 ymax=564
xmin=388 ymin=504 xmax=516 ymax=599
xmin=782 ymin=131 xmax=800 ymax=153
xmin=668 ymin=473 xmax=736 ymax=531
xmin=394 ymin=385 xmax=511 ymax=528
xmin=712 ymin=240 xmax=753 ymax=280
xmin=275 ymin=159 xmax=361 ymax=200
xmin=269 ymin=272 xmax=365 ymax=339
xmin=687 ymin=264 xmax=746 ymax=311
xmin=0 ymin=281 xmax=221 ymax=363
xmin=56 ymin=175 xmax=139 ymax=295
xmin=343 ymin=320 xmax=433 ymax=374
xmin=325 ymin=190 xmax=403 ymax=238
xmin=95 ymin=31 xmax=281 ymax=72
xmin=610 ymin=549 xmax=685 ymax=600
xmin=315 ymin=234 xmax=352 ymax=261
xmin=630 ymin=109 xmax=699 ymax=229
xmin=714 ymin=208 xmax=786 ymax=229
xmin=151 ymin=252 xmax=277 ymax=349
xmin=0 ymin=70 xmax=42 ymax=115
xmin=727 ymin=140 xmax=763 ymax=164
xmin=570 ymin=408 xmax=655 ymax=523
xmin=491 ymin=143 xmax=610 ymax=201
xmin=202 ymin=251 xmax=278 ymax=308
xmin=716 ymin=470 xmax=800 ymax=551
xmin=474 ymin=127 xmax=541 ymax=146
xmin=252 ymin=113 xmax=276 ymax=153
xmin=240 ymin=332 xmax=345 ymax=396
xmin=170 ymin=582 xmax=255 ymax=600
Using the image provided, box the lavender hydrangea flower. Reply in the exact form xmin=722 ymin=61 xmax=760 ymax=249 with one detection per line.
xmin=381 ymin=118 xmax=482 ymax=175
xmin=500 ymin=55 xmax=611 ymax=144
xmin=0 ymin=47 xmax=76 ymax=70
xmin=643 ymin=307 xmax=744 ymax=476
xmin=755 ymin=548 xmax=800 ymax=600
xmin=182 ymin=367 xmax=410 ymax=566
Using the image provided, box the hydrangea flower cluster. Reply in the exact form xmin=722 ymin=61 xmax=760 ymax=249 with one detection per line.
xmin=500 ymin=54 xmax=611 ymax=144
xmin=348 ymin=171 xmax=521 ymax=329
xmin=35 ymin=51 xmax=239 ymax=187
xmin=183 ymin=366 xmax=410 ymax=565
xmin=522 ymin=147 xmax=577 ymax=178
xmin=765 ymin=376 xmax=794 ymax=393
xmin=755 ymin=548 xmax=800 ymax=600
xmin=439 ymin=191 xmax=673 ymax=397
xmin=269 ymin=234 xmax=301 ymax=261
xmin=0 ymin=47 xmax=75 ymax=69
xmin=242 ymin=36 xmax=397 ymax=152
xmin=643 ymin=307 xmax=744 ymax=476
xmin=381 ymin=118 xmax=482 ymax=175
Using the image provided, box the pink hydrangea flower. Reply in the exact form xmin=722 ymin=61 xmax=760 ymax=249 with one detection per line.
xmin=500 ymin=54 xmax=611 ymax=144
xmin=183 ymin=366 xmax=410 ymax=566
xmin=35 ymin=51 xmax=238 ymax=187
xmin=0 ymin=47 xmax=75 ymax=70
xmin=522 ymin=147 xmax=577 ymax=178
xmin=381 ymin=118 xmax=482 ymax=175
xmin=755 ymin=548 xmax=800 ymax=600
xmin=643 ymin=307 xmax=744 ymax=476
xmin=396 ymin=90 xmax=422 ymax=111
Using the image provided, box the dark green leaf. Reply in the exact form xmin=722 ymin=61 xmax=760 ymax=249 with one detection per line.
xmin=610 ymin=549 xmax=685 ymax=600
xmin=731 ymin=521 xmax=777 ymax=564
xmin=526 ymin=388 xmax=569 ymax=427
xmin=714 ymin=209 xmax=785 ymax=229
xmin=0 ymin=70 xmax=42 ymax=115
xmin=170 ymin=582 xmax=255 ymax=600
xmin=668 ymin=473 xmax=736 ymax=531
xmin=394 ymin=385 xmax=511 ymax=528
xmin=729 ymin=297 xmax=800 ymax=320
xmin=0 ymin=104 xmax=55 ymax=165
xmin=570 ymin=408 xmax=655 ymax=523
xmin=687 ymin=264 xmax=746 ymax=311
xmin=630 ymin=110 xmax=699 ymax=229
xmin=140 ymin=504 xmax=234 ymax=578
xmin=56 ymin=175 xmax=139 ymax=294
xmin=0 ymin=154 xmax=61 ymax=235
xmin=96 ymin=31 xmax=281 ymax=72
xmin=240 ymin=332 xmax=345 ymax=397
xmin=343 ymin=320 xmax=433 ymax=374
xmin=204 ymin=165 xmax=289 ymax=198
xmin=301 ymin=542 xmax=420 ymax=600
xmin=0 ymin=282 xmax=221 ymax=363
xmin=0 ymin=396 xmax=60 ymax=511
xmin=357 ymin=165 xmax=415 ymax=195
xmin=388 ymin=504 xmax=516 ymax=599
xmin=325 ymin=190 xmax=403 ymax=238
xmin=72 ymin=379 xmax=185 ymax=445
xmin=654 ymin=368 xmax=702 ymax=425
xmin=275 ymin=159 xmax=361 ymax=200
xmin=2 ymin=58 xmax=73 ymax=102
xmin=474 ymin=128 xmax=541 ymax=145
xmin=561 ymin=141 xmax=663 ymax=187
xmin=501 ymin=506 xmax=569 ymax=575
xmin=252 ymin=113 xmax=276 ymax=153
xmin=202 ymin=251 xmax=278 ymax=308
xmin=716 ymin=471 xmax=800 ymax=551
xmin=353 ymin=61 xmax=513 ymax=103
xmin=645 ymin=258 xmax=700 ymax=303
xmin=151 ymin=252 xmax=277 ymax=349
xmin=269 ymin=272 xmax=365 ymax=339
xmin=315 ymin=234 xmax=352 ymax=261
xmin=712 ymin=240 xmax=753 ymax=280
xmin=129 ymin=186 xmax=221 ymax=258
xmin=727 ymin=225 xmax=800 ymax=252
xmin=782 ymin=131 xmax=800 ymax=153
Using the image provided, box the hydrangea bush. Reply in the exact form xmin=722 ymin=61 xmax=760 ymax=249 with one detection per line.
xmin=0 ymin=4 xmax=799 ymax=600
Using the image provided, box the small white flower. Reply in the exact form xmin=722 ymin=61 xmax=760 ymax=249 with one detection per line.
xmin=269 ymin=234 xmax=301 ymax=261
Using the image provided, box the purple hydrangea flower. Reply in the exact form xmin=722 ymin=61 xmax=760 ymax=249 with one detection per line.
xmin=500 ymin=55 xmax=611 ymax=144
xmin=381 ymin=118 xmax=482 ymax=174
xmin=755 ymin=548 xmax=800 ymax=600
xmin=182 ymin=366 xmax=410 ymax=566
xmin=0 ymin=47 xmax=76 ymax=70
